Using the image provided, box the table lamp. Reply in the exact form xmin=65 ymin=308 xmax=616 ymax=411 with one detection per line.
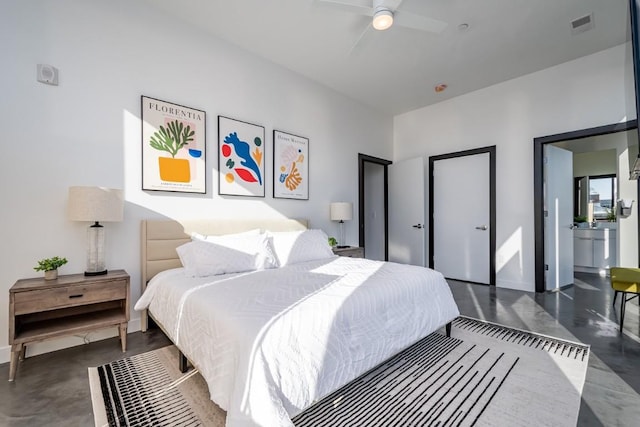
xmin=330 ymin=202 xmax=353 ymax=248
xmin=68 ymin=186 xmax=123 ymax=276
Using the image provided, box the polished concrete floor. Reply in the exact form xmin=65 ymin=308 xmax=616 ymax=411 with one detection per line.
xmin=0 ymin=327 xmax=172 ymax=426
xmin=0 ymin=272 xmax=638 ymax=426
xmin=449 ymin=272 xmax=640 ymax=427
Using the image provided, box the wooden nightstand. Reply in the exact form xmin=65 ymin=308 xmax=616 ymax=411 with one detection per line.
xmin=332 ymin=246 xmax=365 ymax=258
xmin=8 ymin=269 xmax=130 ymax=381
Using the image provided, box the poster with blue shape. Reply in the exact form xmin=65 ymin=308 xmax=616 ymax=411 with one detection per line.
xmin=218 ymin=116 xmax=265 ymax=197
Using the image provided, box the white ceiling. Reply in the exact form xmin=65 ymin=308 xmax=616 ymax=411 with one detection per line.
xmin=141 ymin=0 xmax=630 ymax=115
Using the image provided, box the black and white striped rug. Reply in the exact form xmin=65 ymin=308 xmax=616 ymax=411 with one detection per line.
xmin=88 ymin=346 xmax=223 ymax=427
xmin=89 ymin=316 xmax=589 ymax=426
xmin=294 ymin=316 xmax=589 ymax=427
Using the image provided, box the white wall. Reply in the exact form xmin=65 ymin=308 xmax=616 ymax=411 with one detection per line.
xmin=615 ymin=132 xmax=639 ymax=267
xmin=573 ymin=150 xmax=617 ymax=177
xmin=394 ymin=43 xmax=637 ymax=291
xmin=0 ymin=0 xmax=392 ymax=362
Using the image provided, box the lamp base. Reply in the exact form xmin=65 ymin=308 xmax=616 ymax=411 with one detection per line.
xmin=84 ymin=270 xmax=108 ymax=276
xmin=336 ymin=245 xmax=350 ymax=249
xmin=86 ymin=222 xmax=107 ymax=277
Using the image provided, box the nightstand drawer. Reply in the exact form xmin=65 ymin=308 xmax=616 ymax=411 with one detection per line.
xmin=13 ymin=280 xmax=127 ymax=315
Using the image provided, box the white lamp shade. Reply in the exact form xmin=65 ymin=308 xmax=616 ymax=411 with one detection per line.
xmin=330 ymin=202 xmax=353 ymax=221
xmin=68 ymin=186 xmax=124 ymax=222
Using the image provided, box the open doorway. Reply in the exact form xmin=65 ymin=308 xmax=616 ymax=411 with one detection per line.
xmin=534 ymin=120 xmax=640 ymax=293
xmin=358 ymin=154 xmax=391 ymax=260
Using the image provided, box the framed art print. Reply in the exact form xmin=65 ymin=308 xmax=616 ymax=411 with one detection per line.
xmin=218 ymin=116 xmax=266 ymax=197
xmin=141 ymin=96 xmax=206 ymax=193
xmin=273 ymin=130 xmax=309 ymax=200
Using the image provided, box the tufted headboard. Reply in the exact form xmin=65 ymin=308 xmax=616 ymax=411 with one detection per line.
xmin=140 ymin=218 xmax=308 ymax=330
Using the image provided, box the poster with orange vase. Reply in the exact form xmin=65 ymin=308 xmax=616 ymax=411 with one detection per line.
xmin=218 ymin=116 xmax=265 ymax=197
xmin=141 ymin=96 xmax=206 ymax=193
xmin=273 ymin=130 xmax=309 ymax=200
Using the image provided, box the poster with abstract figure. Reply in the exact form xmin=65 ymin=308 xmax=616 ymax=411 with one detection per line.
xmin=218 ymin=116 xmax=265 ymax=197
xmin=142 ymin=96 xmax=206 ymax=193
xmin=273 ymin=130 xmax=309 ymax=200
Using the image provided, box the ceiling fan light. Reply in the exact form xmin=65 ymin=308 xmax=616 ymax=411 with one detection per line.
xmin=373 ymin=9 xmax=393 ymax=31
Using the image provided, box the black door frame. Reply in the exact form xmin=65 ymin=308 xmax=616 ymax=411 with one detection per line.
xmin=358 ymin=153 xmax=392 ymax=260
xmin=533 ymin=120 xmax=639 ymax=293
xmin=428 ymin=146 xmax=497 ymax=286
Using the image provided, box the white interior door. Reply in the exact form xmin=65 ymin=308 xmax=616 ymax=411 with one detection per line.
xmin=389 ymin=157 xmax=425 ymax=266
xmin=544 ymin=145 xmax=574 ymax=290
xmin=433 ymin=153 xmax=490 ymax=284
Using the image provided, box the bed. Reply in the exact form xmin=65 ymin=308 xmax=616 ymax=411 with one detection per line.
xmin=135 ymin=218 xmax=460 ymax=427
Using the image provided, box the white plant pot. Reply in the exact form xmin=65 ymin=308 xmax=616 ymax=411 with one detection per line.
xmin=44 ymin=269 xmax=58 ymax=280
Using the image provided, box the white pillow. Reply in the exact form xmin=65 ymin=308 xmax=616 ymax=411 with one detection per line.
xmin=176 ymin=241 xmax=253 ymax=277
xmin=177 ymin=233 xmax=278 ymax=277
xmin=214 ymin=233 xmax=277 ymax=270
xmin=268 ymin=229 xmax=335 ymax=266
xmin=190 ymin=228 xmax=261 ymax=241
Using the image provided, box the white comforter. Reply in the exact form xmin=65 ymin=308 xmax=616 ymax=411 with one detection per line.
xmin=135 ymin=256 xmax=459 ymax=427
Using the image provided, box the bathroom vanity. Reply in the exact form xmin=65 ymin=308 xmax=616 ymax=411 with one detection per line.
xmin=574 ymin=226 xmax=617 ymax=271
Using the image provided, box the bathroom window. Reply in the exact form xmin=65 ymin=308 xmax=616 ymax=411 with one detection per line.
xmin=587 ymin=174 xmax=617 ymax=220
xmin=574 ymin=174 xmax=616 ymax=219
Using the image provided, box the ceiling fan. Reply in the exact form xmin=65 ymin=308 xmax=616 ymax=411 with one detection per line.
xmin=317 ymin=0 xmax=448 ymax=33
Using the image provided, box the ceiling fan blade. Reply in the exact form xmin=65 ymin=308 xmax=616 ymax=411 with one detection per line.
xmin=348 ymin=22 xmax=374 ymax=56
xmin=315 ymin=0 xmax=374 ymax=17
xmin=394 ymin=10 xmax=447 ymax=33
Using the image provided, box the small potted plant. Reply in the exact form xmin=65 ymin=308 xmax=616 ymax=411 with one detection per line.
xmin=606 ymin=209 xmax=616 ymax=222
xmin=574 ymin=215 xmax=588 ymax=228
xmin=34 ymin=256 xmax=68 ymax=280
xmin=328 ymin=236 xmax=338 ymax=247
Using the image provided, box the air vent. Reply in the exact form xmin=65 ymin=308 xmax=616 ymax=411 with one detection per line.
xmin=571 ymin=13 xmax=594 ymax=35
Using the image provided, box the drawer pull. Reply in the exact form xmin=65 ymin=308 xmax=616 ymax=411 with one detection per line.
xmin=69 ymin=294 xmax=84 ymax=299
